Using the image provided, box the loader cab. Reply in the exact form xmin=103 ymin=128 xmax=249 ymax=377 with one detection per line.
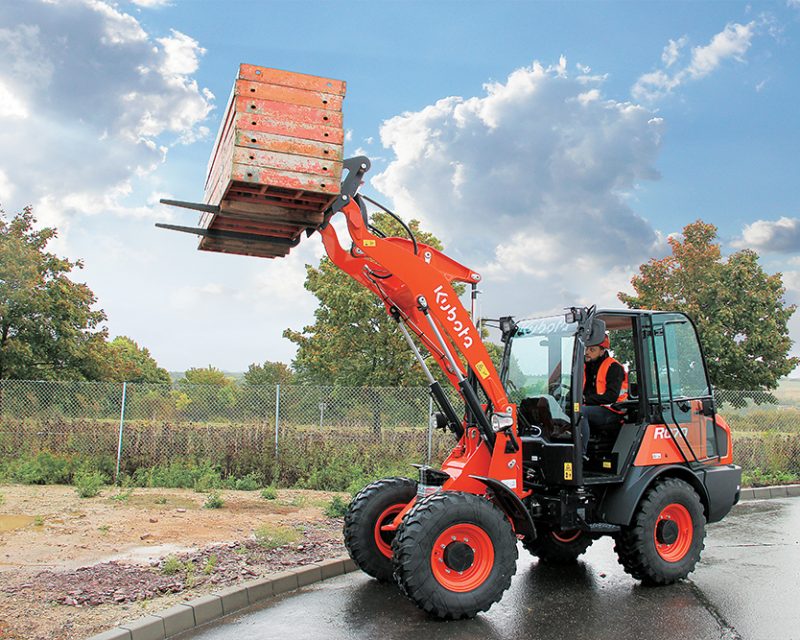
xmin=499 ymin=308 xmax=718 ymax=489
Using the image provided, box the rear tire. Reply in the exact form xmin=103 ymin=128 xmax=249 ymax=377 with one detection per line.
xmin=523 ymin=526 xmax=594 ymax=563
xmin=344 ymin=477 xmax=416 ymax=582
xmin=392 ymin=491 xmax=518 ymax=619
xmin=615 ymin=477 xmax=706 ymax=585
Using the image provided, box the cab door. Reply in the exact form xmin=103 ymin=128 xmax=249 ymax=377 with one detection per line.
xmin=642 ymin=313 xmax=720 ymax=464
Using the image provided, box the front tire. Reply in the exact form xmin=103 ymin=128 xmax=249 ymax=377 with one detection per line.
xmin=344 ymin=477 xmax=416 ymax=582
xmin=392 ymin=491 xmax=518 ymax=619
xmin=615 ymin=477 xmax=706 ymax=585
xmin=523 ymin=526 xmax=594 ymax=563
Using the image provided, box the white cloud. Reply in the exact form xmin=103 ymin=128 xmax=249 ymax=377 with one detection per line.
xmin=661 ymin=36 xmax=688 ymax=67
xmin=131 ymin=0 xmax=172 ymax=7
xmin=372 ymin=59 xmax=666 ymax=317
xmin=633 ymin=22 xmax=757 ymax=101
xmin=0 ymin=1 xmax=213 ymax=230
xmin=733 ymin=217 xmax=800 ymax=253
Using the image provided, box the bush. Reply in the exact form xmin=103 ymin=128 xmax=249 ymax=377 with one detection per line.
xmin=228 ymin=472 xmax=263 ymax=491
xmin=194 ymin=470 xmax=222 ymax=493
xmin=11 ymin=452 xmax=74 ymax=485
xmin=260 ymin=486 xmax=278 ymax=500
xmin=324 ymin=495 xmax=349 ymax=517
xmin=254 ymin=524 xmax=299 ymax=549
xmin=74 ymin=470 xmax=105 ymax=498
xmin=203 ymin=490 xmax=224 ymax=509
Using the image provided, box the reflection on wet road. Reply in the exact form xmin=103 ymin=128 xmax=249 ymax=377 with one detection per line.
xmin=182 ymin=498 xmax=800 ymax=640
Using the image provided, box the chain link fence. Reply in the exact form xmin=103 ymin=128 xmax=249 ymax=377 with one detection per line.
xmin=0 ymin=380 xmax=797 ymax=489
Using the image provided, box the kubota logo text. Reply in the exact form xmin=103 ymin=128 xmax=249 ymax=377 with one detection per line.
xmin=433 ymin=285 xmax=473 ymax=348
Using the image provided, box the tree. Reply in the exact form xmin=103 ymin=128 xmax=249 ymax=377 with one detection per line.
xmin=619 ymin=220 xmax=798 ymax=397
xmin=178 ymin=366 xmax=237 ymax=420
xmin=0 ymin=207 xmax=108 ymax=380
xmin=243 ymin=360 xmax=295 ymax=386
xmin=284 ymin=212 xmax=464 ymax=386
xmin=105 ymin=336 xmax=171 ymax=384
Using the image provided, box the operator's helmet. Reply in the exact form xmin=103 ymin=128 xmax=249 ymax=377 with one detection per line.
xmin=587 ymin=333 xmax=611 ymax=350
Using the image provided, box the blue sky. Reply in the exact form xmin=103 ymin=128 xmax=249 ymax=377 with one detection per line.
xmin=1 ymin=0 xmax=799 ymax=374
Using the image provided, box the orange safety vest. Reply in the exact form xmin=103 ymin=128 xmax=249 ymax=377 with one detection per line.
xmin=585 ymin=356 xmax=629 ymax=414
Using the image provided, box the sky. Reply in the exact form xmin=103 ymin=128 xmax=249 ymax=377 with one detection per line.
xmin=1 ymin=0 xmax=799 ymax=374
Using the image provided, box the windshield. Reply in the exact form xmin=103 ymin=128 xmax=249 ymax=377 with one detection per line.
xmin=504 ymin=315 xmax=577 ymax=420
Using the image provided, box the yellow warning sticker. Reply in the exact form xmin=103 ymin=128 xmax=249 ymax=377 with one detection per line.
xmin=476 ymin=361 xmax=491 ymax=379
xmin=574 ymin=402 xmax=580 ymax=413
xmin=603 ymin=461 xmax=612 ymax=469
xmin=564 ymin=462 xmax=573 ymax=481
xmin=363 ymin=239 xmax=376 ymax=247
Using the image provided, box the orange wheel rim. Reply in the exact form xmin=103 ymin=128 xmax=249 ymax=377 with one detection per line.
xmin=551 ymin=529 xmax=581 ymax=543
xmin=373 ymin=504 xmax=403 ymax=558
xmin=654 ymin=503 xmax=693 ymax=562
xmin=430 ymin=523 xmax=494 ymax=592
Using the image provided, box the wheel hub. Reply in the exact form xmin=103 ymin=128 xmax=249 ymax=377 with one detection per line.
xmin=443 ymin=541 xmax=475 ymax=572
xmin=656 ymin=519 xmax=679 ymax=545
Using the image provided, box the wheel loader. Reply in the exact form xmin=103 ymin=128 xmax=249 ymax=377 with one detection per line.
xmin=159 ymin=65 xmax=741 ymax=619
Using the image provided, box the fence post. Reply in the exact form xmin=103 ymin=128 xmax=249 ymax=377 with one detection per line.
xmin=115 ymin=381 xmax=127 ymax=484
xmin=427 ymin=395 xmax=434 ymax=465
xmin=274 ymin=384 xmax=280 ymax=481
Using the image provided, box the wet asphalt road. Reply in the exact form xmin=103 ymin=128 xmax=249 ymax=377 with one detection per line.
xmin=182 ymin=498 xmax=800 ymax=640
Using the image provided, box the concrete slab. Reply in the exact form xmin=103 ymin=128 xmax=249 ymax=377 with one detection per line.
xmin=317 ymin=557 xmax=346 ymax=580
xmin=295 ymin=564 xmax=323 ymax=587
xmin=153 ymin=604 xmax=195 ymax=637
xmin=245 ymin=576 xmax=274 ymax=603
xmin=770 ymin=486 xmax=788 ymax=498
xmin=738 ymin=488 xmax=755 ymax=500
xmin=269 ymin=570 xmax=299 ymax=595
xmin=752 ymin=486 xmax=772 ymax=500
xmin=342 ymin=557 xmax=357 ymax=573
xmin=189 ymin=594 xmax=224 ymax=626
xmin=85 ymin=629 xmax=132 ymax=640
xmin=119 ymin=615 xmax=166 ymax=640
xmin=212 ymin=585 xmax=250 ymax=615
xmin=787 ymin=484 xmax=800 ymax=497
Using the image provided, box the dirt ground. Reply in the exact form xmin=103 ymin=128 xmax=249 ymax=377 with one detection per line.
xmin=0 ymin=484 xmax=347 ymax=640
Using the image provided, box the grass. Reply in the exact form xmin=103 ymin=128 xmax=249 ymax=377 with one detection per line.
xmin=253 ymin=524 xmax=300 ymax=549
xmin=203 ymin=490 xmax=224 ymax=509
xmin=98 ymin=524 xmax=110 ymax=534
xmin=260 ymin=486 xmax=277 ymax=500
xmin=74 ymin=471 xmax=105 ymax=498
xmin=203 ymin=555 xmax=217 ymax=575
xmin=109 ymin=488 xmax=133 ymax=503
xmin=33 ymin=515 xmax=44 ymax=527
xmin=0 ymin=492 xmax=4 ymax=507
xmin=324 ymin=495 xmax=349 ymax=517
xmin=161 ymin=555 xmax=184 ymax=575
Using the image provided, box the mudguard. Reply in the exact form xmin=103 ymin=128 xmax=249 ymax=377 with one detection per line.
xmin=470 ymin=475 xmax=537 ymax=540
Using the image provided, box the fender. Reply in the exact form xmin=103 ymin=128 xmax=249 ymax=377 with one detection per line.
xmin=599 ymin=464 xmax=710 ymax=526
xmin=470 ymin=475 xmax=536 ymax=540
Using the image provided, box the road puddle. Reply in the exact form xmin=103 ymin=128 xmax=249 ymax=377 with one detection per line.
xmin=0 ymin=515 xmax=35 ymax=532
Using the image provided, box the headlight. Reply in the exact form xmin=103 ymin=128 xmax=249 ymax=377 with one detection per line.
xmin=490 ymin=411 xmax=513 ymax=432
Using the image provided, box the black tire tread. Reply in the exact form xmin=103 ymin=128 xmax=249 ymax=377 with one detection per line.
xmin=392 ymin=491 xmax=518 ymax=619
xmin=522 ymin=528 xmax=594 ymax=563
xmin=614 ymin=477 xmax=706 ymax=585
xmin=343 ymin=476 xmax=416 ymax=583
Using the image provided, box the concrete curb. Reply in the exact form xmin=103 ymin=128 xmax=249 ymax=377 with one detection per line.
xmin=84 ymin=485 xmax=800 ymax=640
xmin=85 ymin=556 xmax=358 ymax=640
xmin=738 ymin=483 xmax=800 ymax=501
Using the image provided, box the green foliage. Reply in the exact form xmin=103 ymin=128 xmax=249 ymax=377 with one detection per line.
xmin=244 ymin=361 xmax=295 ymax=386
xmin=74 ymin=470 xmax=104 ymax=498
xmin=260 ymin=486 xmax=278 ymax=500
xmin=161 ymin=555 xmax=183 ymax=575
xmin=0 ymin=491 xmax=4 ymax=506
xmin=0 ymin=206 xmax=109 ymax=380
xmin=203 ymin=490 xmax=224 ymax=509
xmin=203 ymin=554 xmax=218 ymax=575
xmin=10 ymin=451 xmax=75 ymax=484
xmin=226 ymin=472 xmax=263 ymax=491
xmin=284 ymin=212 xmax=455 ymax=386
xmin=324 ymin=495 xmax=350 ymax=517
xmin=105 ymin=337 xmax=171 ymax=384
xmin=109 ymin=488 xmax=133 ymax=502
xmin=619 ymin=220 xmax=798 ymax=400
xmin=33 ymin=515 xmax=44 ymax=527
xmin=254 ymin=524 xmax=299 ymax=549
xmin=193 ymin=470 xmax=222 ymax=493
xmin=177 ymin=367 xmax=238 ymax=420
xmin=741 ymin=468 xmax=799 ymax=487
xmin=130 ymin=460 xmax=221 ymax=489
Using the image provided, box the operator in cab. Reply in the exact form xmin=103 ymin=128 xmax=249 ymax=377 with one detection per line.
xmin=579 ymin=333 xmax=628 ymax=458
